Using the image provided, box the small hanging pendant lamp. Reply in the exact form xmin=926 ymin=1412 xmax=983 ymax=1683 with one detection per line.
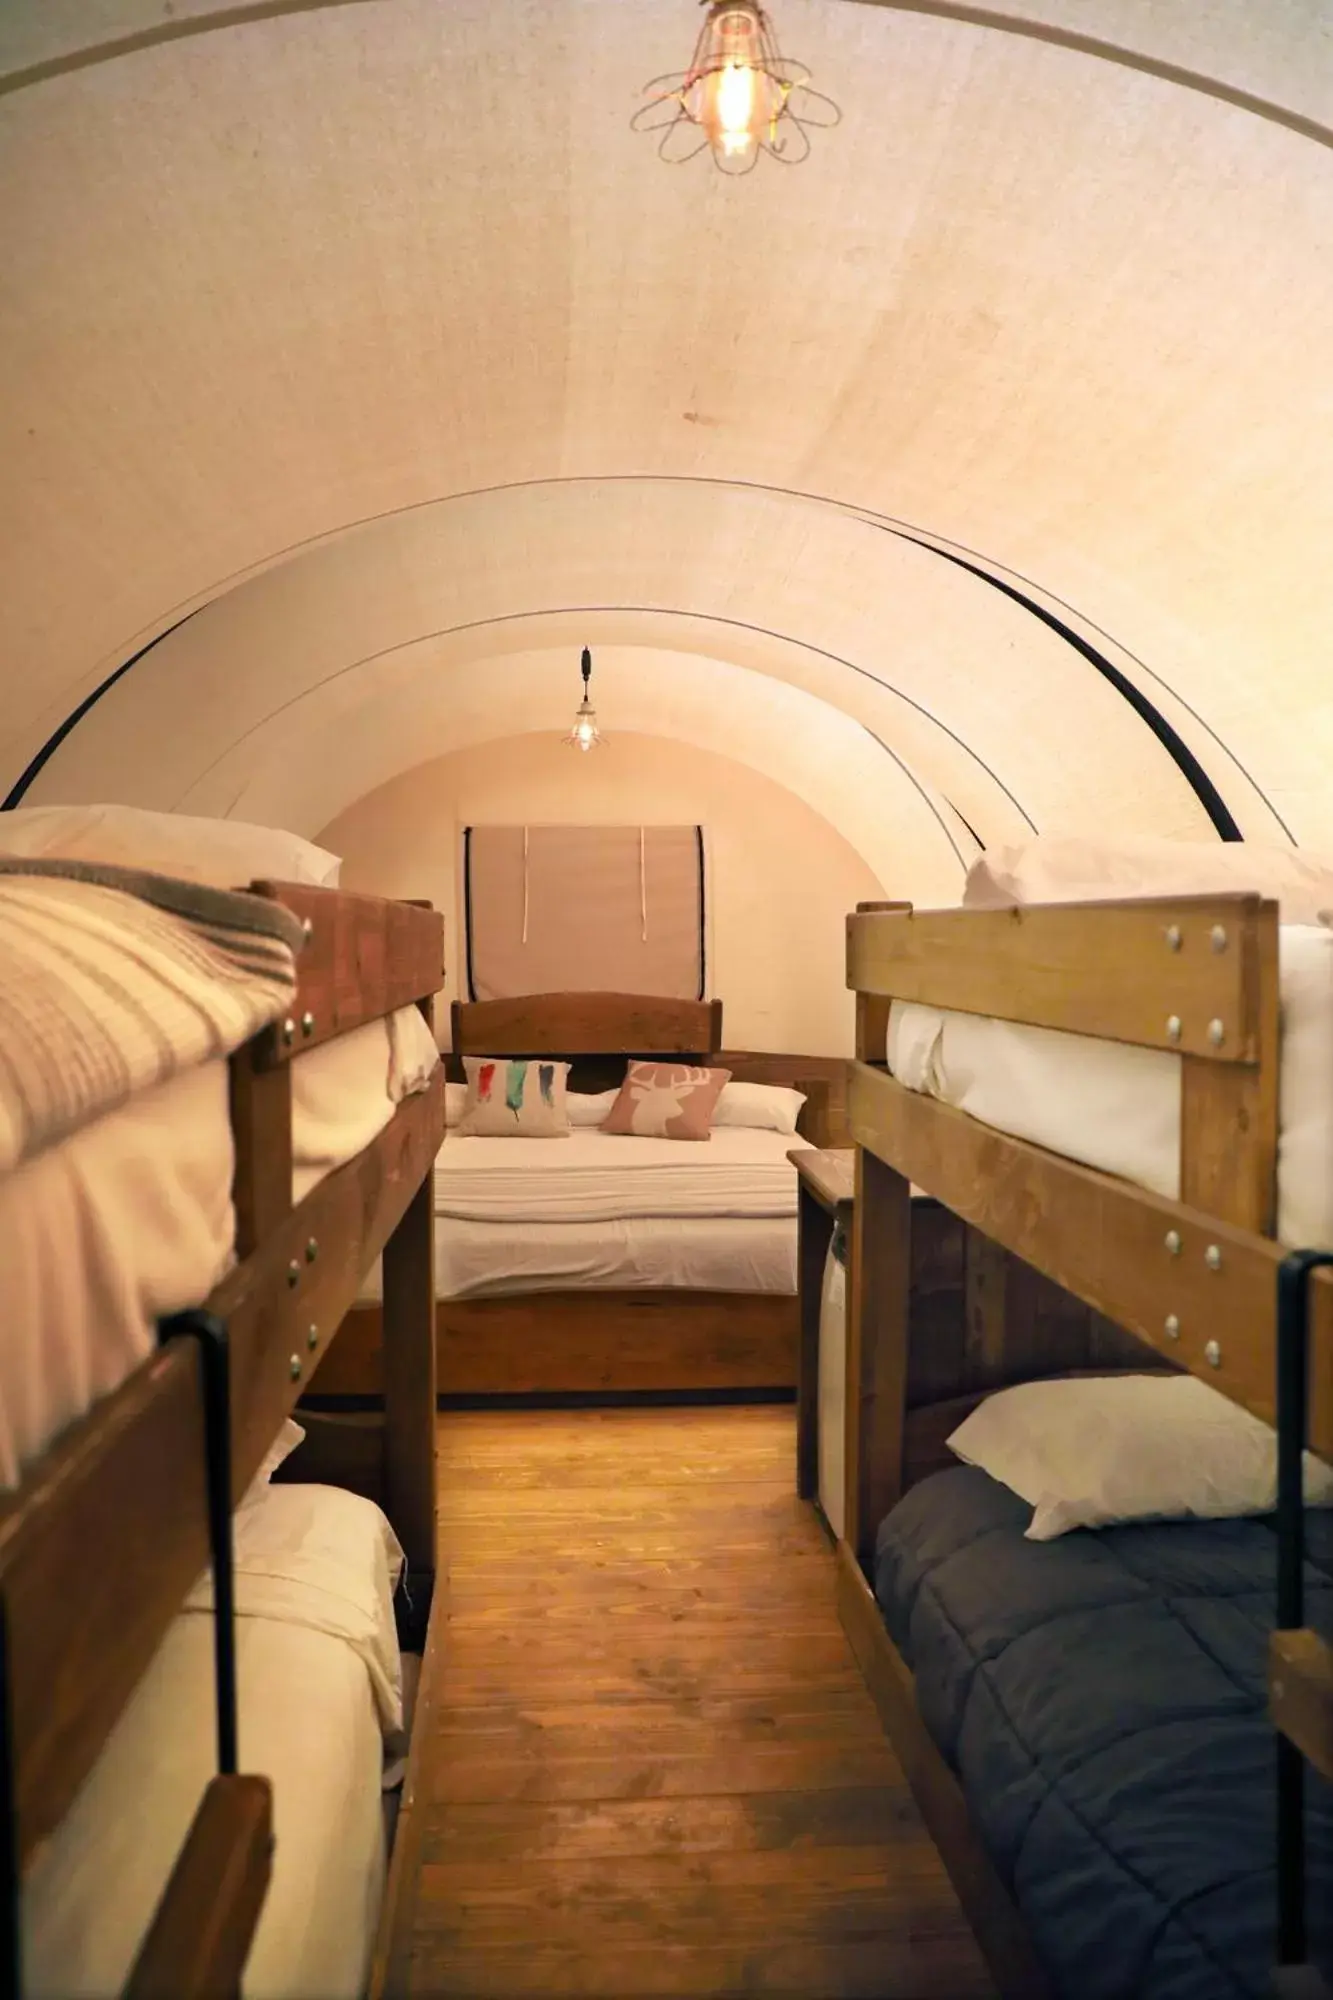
xmin=565 ymin=647 xmax=604 ymax=752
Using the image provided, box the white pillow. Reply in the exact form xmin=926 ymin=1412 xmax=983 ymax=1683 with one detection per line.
xmin=239 ymin=1416 xmax=305 ymax=1509
xmin=386 ymin=1006 xmax=441 ymax=1100
xmin=445 ymin=1080 xmax=469 ymax=1127
xmin=186 ymin=1480 xmax=405 ymax=1737
xmin=712 ymin=1080 xmax=807 ymax=1136
xmin=568 ymin=1089 xmax=619 ymax=1128
xmin=0 ymin=803 xmax=341 ymax=890
xmin=963 ymin=833 xmax=1333 ymax=928
xmin=947 ymin=1373 xmax=1333 ymax=1541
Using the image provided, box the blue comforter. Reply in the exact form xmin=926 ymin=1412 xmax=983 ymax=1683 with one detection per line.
xmin=874 ymin=1468 xmax=1333 ymax=1999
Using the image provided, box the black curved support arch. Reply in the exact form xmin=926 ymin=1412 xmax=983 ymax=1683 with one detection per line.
xmin=1 ymin=504 xmax=1243 ymax=841
xmin=883 ymin=530 xmax=1242 ymax=840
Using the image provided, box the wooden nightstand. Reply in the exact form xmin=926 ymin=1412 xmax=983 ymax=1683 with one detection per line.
xmin=789 ymin=1147 xmax=854 ymax=1510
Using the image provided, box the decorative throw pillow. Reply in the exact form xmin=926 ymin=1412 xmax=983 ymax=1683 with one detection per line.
xmin=457 ymin=1055 xmax=571 ymax=1137
xmin=600 ymin=1061 xmax=731 ymax=1140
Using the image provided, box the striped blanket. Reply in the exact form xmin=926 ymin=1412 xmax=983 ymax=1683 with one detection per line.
xmin=0 ymin=858 xmax=304 ymax=1175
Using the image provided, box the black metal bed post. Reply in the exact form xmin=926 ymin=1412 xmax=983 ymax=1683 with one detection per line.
xmin=159 ymin=1310 xmax=238 ymax=1777
xmin=1 ymin=1594 xmax=18 ymax=2000
xmin=1274 ymin=1249 xmax=1333 ymax=1969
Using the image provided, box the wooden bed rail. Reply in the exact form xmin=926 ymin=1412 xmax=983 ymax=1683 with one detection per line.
xmin=124 ymin=1775 xmax=273 ymax=2000
xmin=847 ymin=892 xmax=1280 ymax=1235
xmin=247 ymin=884 xmax=444 ymax=1068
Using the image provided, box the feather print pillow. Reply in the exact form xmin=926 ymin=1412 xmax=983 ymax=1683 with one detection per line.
xmin=457 ymin=1055 xmax=572 ymax=1137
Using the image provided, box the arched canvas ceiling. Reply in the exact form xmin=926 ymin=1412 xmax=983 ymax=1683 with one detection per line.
xmin=2 ymin=0 xmax=1331 ymax=862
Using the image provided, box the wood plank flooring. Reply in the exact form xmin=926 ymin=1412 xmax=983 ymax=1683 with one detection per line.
xmin=406 ymin=1407 xmax=993 ymax=1998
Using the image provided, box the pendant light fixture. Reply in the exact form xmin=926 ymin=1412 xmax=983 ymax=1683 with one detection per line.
xmin=632 ymin=1 xmax=839 ymax=175
xmin=564 ymin=647 xmax=604 ymax=752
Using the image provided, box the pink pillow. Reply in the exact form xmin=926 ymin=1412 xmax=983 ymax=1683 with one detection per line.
xmin=600 ymin=1061 xmax=731 ymax=1140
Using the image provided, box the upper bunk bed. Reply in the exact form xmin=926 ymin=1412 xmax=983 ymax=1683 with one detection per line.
xmin=838 ymin=843 xmax=1333 ymax=2000
xmin=318 ymin=989 xmax=839 ymax=1399
xmin=0 ymin=833 xmax=448 ymax=2000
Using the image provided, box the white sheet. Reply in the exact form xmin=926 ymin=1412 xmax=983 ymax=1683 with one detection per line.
xmin=22 ymin=1483 xmax=400 ymax=2000
xmin=1 ymin=1008 xmax=441 ymax=1489
xmin=360 ymin=1127 xmax=810 ymax=1300
xmin=886 ymin=921 xmax=1333 ymax=1245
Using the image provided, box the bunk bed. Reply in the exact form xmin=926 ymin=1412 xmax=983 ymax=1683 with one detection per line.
xmin=318 ymin=991 xmax=836 ymax=1397
xmin=840 ymin=891 xmax=1333 ymax=2000
xmin=0 ymin=860 xmax=448 ymax=2000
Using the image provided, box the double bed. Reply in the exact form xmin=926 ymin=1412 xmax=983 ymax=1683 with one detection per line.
xmin=324 ymin=991 xmax=835 ymax=1399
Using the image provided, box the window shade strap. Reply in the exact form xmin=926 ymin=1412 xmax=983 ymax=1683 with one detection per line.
xmin=521 ymin=826 xmax=529 ymax=946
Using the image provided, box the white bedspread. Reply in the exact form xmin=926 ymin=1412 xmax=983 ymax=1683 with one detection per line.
xmin=360 ymin=1127 xmax=809 ymax=1300
xmin=433 ymin=1125 xmax=804 ymax=1222
xmin=22 ymin=1483 xmax=400 ymax=1999
xmin=887 ymin=921 xmax=1333 ymax=1245
xmin=0 ymin=1008 xmax=440 ymax=1490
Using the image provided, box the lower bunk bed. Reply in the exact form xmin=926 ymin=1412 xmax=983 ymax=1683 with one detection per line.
xmin=846 ymin=1464 xmax=1333 ymax=2000
xmin=0 ymin=848 xmax=450 ymax=2000
xmin=837 ymin=880 xmax=1333 ymax=2000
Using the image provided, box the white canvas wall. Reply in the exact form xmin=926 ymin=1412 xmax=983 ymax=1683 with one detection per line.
xmin=317 ymin=733 xmax=885 ymax=1056
xmin=3 ymin=1 xmax=1332 ymax=856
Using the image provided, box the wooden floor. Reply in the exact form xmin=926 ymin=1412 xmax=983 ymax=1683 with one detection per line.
xmin=405 ymin=1406 xmax=993 ymax=1999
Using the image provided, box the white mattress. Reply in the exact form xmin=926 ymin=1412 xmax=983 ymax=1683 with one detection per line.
xmin=361 ymin=1126 xmax=810 ymax=1300
xmin=886 ymin=921 xmax=1333 ymax=1246
xmin=22 ymin=1482 xmax=400 ymax=1999
xmin=0 ymin=1009 xmax=440 ymax=1489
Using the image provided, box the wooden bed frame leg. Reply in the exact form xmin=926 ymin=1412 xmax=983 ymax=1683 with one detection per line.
xmin=845 ymin=1148 xmax=911 ymax=1568
xmin=381 ymin=1173 xmax=437 ymax=1590
xmin=796 ymin=1181 xmax=834 ymax=1500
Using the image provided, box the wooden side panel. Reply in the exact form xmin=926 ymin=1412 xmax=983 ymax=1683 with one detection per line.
xmin=228 ymin=1044 xmax=293 ymax=1260
xmin=125 ymin=1776 xmax=273 ymax=2000
xmin=319 ymin=1292 xmax=798 ymax=1398
xmin=795 ymin=1183 xmax=835 ymax=1500
xmin=382 ymin=1172 xmax=438 ymax=1576
xmin=247 ymin=885 xmax=444 ymax=1066
xmin=847 ymin=895 xmax=1273 ymax=1060
xmin=847 ymin=1063 xmax=1333 ymax=1459
xmin=367 ymin=1577 xmax=448 ymax=2000
xmin=212 ymin=1071 xmax=447 ymax=1497
xmin=1270 ymin=1630 xmax=1333 ymax=1781
xmin=1179 ymin=892 xmax=1279 ymax=1230
xmin=846 ymin=1149 xmax=911 ymax=1563
xmin=0 ymin=1346 xmax=208 ymax=1869
xmin=451 ymin=992 xmax=719 ymax=1057
xmin=836 ymin=1547 xmax=1052 ymax=2000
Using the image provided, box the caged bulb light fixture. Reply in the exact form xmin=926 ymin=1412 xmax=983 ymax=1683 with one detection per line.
xmin=632 ymin=0 xmax=839 ymax=176
xmin=564 ymin=647 xmax=605 ymax=753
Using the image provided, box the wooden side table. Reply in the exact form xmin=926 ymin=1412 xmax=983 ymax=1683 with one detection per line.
xmin=789 ymin=1148 xmax=854 ymax=1506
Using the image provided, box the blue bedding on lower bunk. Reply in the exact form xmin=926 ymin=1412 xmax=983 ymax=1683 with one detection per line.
xmin=874 ymin=1467 xmax=1333 ymax=1999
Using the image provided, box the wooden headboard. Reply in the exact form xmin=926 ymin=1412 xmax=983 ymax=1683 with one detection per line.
xmin=451 ymin=992 xmax=722 ymax=1059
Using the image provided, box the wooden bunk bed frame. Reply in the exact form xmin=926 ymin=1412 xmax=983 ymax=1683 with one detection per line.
xmin=0 ymin=882 xmax=448 ymax=2000
xmin=838 ymin=893 xmax=1333 ymax=2000
xmin=322 ymin=990 xmax=839 ymax=1400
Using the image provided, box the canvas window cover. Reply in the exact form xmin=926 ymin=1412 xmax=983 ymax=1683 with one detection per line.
xmin=464 ymin=825 xmax=706 ymax=1001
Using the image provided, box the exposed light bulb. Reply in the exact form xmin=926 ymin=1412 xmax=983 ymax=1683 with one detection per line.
xmin=714 ymin=60 xmax=756 ymax=156
xmin=633 ymin=2 xmax=839 ymax=176
xmin=564 ymin=648 xmax=605 ymax=751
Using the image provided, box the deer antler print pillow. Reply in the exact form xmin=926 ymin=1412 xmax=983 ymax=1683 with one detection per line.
xmin=457 ymin=1056 xmax=572 ymax=1137
xmin=600 ymin=1061 xmax=731 ymax=1141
